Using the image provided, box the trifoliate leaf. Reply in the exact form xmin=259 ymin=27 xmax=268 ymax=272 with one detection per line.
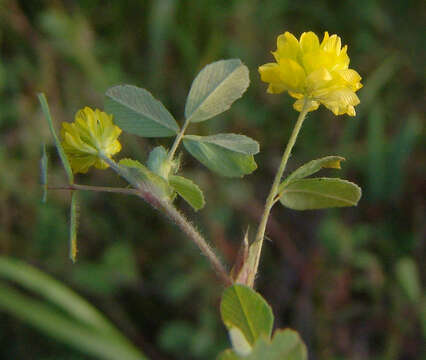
xmin=105 ymin=85 xmax=179 ymax=137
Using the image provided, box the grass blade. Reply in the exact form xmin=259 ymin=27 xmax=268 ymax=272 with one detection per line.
xmin=0 ymin=257 xmax=123 ymax=340
xmin=70 ymin=191 xmax=79 ymax=262
xmin=38 ymin=93 xmax=74 ymax=184
xmin=0 ymin=282 xmax=145 ymax=360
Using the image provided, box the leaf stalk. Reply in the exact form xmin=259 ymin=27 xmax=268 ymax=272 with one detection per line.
xmin=168 ymin=117 xmax=191 ymax=161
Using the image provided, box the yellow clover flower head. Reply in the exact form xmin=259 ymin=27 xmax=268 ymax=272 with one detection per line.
xmin=61 ymin=107 xmax=122 ymax=174
xmin=259 ymin=31 xmax=363 ymax=116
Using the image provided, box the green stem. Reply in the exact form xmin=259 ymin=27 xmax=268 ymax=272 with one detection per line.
xmin=48 ymin=184 xmax=139 ymax=196
xmin=249 ymin=101 xmax=310 ymax=287
xmin=168 ymin=118 xmax=191 ymax=161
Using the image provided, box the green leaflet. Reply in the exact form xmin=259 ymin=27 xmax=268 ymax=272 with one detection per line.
xmin=188 ymin=133 xmax=260 ymax=155
xmin=38 ymin=93 xmax=74 ymax=184
xmin=118 ymin=158 xmax=172 ymax=197
xmin=220 ymin=285 xmax=273 ymax=347
xmin=217 ymin=349 xmax=240 ymax=360
xmin=169 ymin=175 xmax=205 ymax=211
xmin=105 ymin=85 xmax=179 ymax=137
xmin=246 ymin=329 xmax=307 ymax=360
xmin=279 ymin=155 xmax=345 ymax=191
xmin=228 ymin=327 xmax=253 ymax=356
xmin=280 ymin=177 xmax=361 ymax=210
xmin=185 ymin=59 xmax=250 ymax=122
xmin=183 ymin=134 xmax=258 ymax=177
xmin=147 ymin=145 xmax=173 ymax=180
xmin=218 ymin=329 xmax=308 ymax=360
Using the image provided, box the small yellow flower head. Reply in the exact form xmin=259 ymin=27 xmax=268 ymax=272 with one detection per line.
xmin=61 ymin=107 xmax=122 ymax=174
xmin=259 ymin=31 xmax=363 ymax=116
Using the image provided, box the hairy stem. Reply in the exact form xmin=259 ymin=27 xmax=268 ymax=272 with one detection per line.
xmin=249 ymin=101 xmax=309 ymax=287
xmin=159 ymin=199 xmax=232 ymax=286
xmin=99 ymin=153 xmax=232 ymax=286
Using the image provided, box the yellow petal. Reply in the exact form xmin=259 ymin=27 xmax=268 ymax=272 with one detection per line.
xmin=305 ymin=68 xmax=333 ymax=91
xmin=276 ymin=58 xmax=306 ymax=92
xmin=94 ymin=159 xmax=109 ymax=170
xmin=258 ymin=63 xmax=282 ymax=83
xmin=105 ymin=140 xmax=122 ymax=156
xmin=267 ymin=84 xmax=287 ymax=94
xmin=86 ymin=108 xmax=101 ymax=140
xmin=336 ymin=69 xmax=363 ymax=91
xmin=321 ymin=32 xmax=330 ymax=47
xmin=299 ymin=32 xmax=320 ymax=53
xmin=259 ymin=63 xmax=288 ymax=94
xmin=347 ymin=105 xmax=356 ymax=116
xmin=64 ymin=132 xmax=97 ymax=154
xmin=100 ymin=113 xmax=121 ymax=147
xmin=319 ymin=89 xmax=360 ymax=116
xmin=293 ymin=98 xmax=320 ymax=112
xmin=334 ymin=46 xmax=350 ymax=70
xmin=69 ymin=155 xmax=96 ymax=174
xmin=302 ymin=53 xmax=318 ymax=75
xmin=322 ymin=34 xmax=342 ymax=55
xmin=273 ymin=31 xmax=300 ymax=62
xmin=288 ymin=91 xmax=304 ymax=99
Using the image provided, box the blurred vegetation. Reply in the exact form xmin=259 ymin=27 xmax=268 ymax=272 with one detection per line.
xmin=0 ymin=0 xmax=424 ymax=359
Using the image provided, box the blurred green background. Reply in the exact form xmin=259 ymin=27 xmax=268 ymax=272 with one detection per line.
xmin=0 ymin=0 xmax=424 ymax=359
